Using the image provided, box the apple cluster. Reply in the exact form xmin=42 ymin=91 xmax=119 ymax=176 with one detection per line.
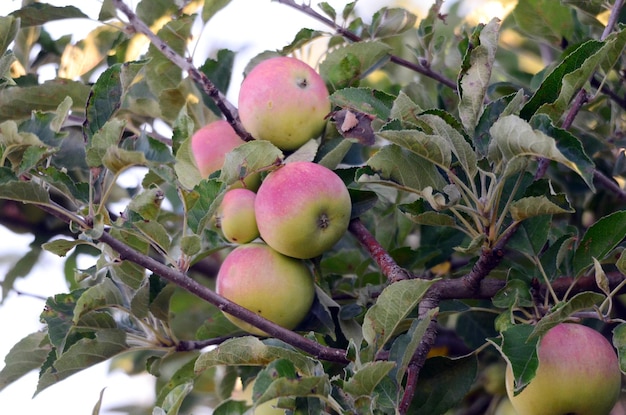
xmin=190 ymin=56 xmax=353 ymax=335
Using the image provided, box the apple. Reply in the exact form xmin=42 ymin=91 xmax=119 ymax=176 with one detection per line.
xmin=190 ymin=119 xmax=260 ymax=189
xmin=216 ymin=242 xmax=315 ymax=336
xmin=216 ymin=188 xmax=259 ymax=244
xmin=254 ymin=161 xmax=352 ymax=259
xmin=505 ymin=323 xmax=621 ymax=415
xmin=238 ymin=56 xmax=331 ymax=151
xmin=233 ymin=378 xmax=284 ymax=415
xmin=494 ymin=397 xmax=518 ymax=415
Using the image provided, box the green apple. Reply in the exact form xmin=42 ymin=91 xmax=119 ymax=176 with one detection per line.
xmin=505 ymin=323 xmax=621 ymax=415
xmin=238 ymin=56 xmax=330 ymax=151
xmin=494 ymin=397 xmax=518 ymax=415
xmin=233 ymin=378 xmax=285 ymax=415
xmin=216 ymin=188 xmax=259 ymax=244
xmin=216 ymin=242 xmax=315 ymax=336
xmin=190 ymin=119 xmax=260 ymax=189
xmin=254 ymin=161 xmax=352 ymax=259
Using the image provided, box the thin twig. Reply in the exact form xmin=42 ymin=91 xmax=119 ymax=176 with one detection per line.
xmin=276 ymin=0 xmax=458 ymax=91
xmin=348 ymin=218 xmax=412 ymax=282
xmin=111 ymin=0 xmax=253 ymax=141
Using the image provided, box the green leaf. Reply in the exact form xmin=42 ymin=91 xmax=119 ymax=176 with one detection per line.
xmin=185 ymin=178 xmax=224 ymax=235
xmin=174 ymin=134 xmax=203 ymax=190
xmin=512 ymin=0 xmax=574 ymax=45
xmin=521 ymin=28 xmax=626 ymax=121
xmin=399 ymin=200 xmax=457 ymax=227
xmin=389 ymin=308 xmax=438 ymax=385
xmin=42 ymin=238 xmax=90 ymax=257
xmin=458 ymin=18 xmax=500 ymax=132
xmin=319 ymin=41 xmax=392 ymax=90
xmin=342 ymin=360 xmax=396 ymax=397
xmin=377 ymin=129 xmax=452 ymax=169
xmin=496 ymin=324 xmax=538 ymax=395
xmin=572 ymin=210 xmax=626 ymax=276
xmin=507 ymin=214 xmax=552 ymax=257
xmin=195 ymin=337 xmax=320 ymax=376
xmin=159 ymin=382 xmax=194 ymax=415
xmin=370 ymin=8 xmax=417 ymax=38
xmin=362 ymin=279 xmax=436 ymax=352
xmin=220 ymin=140 xmax=283 ymax=186
xmin=73 ymin=278 xmax=124 ymax=324
xmin=530 ymin=292 xmax=605 ymax=339
xmin=509 ymin=194 xmax=574 ymax=221
xmin=488 ymin=115 xmax=586 ymax=181
xmin=36 ymin=328 xmax=128 ymax=395
xmin=410 ymin=355 xmax=478 ymax=414
xmin=128 ymin=187 xmax=164 ymax=221
xmin=102 ymin=147 xmax=148 ymax=174
xmin=0 ymin=16 xmax=19 ymax=55
xmin=0 ymin=180 xmax=51 ymax=205
xmin=530 ymin=114 xmax=595 ymax=190
xmin=612 ymin=323 xmax=626 ymax=374
xmin=0 ymin=331 xmax=51 ymax=392
xmin=202 ymin=0 xmax=231 ymax=22
xmin=10 ymin=4 xmax=88 ymax=27
xmin=362 ymin=144 xmax=447 ymax=192
xmin=492 ymin=279 xmax=534 ymax=308
xmin=0 ymin=80 xmax=90 ymax=122
xmin=330 ymin=87 xmax=394 ymax=120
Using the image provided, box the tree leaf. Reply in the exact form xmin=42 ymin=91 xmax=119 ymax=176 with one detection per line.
xmin=342 ymin=360 xmax=396 ymax=397
xmin=520 ymin=28 xmax=626 ymax=121
xmin=36 ymin=328 xmax=128 ymax=395
xmin=0 ymin=16 xmax=19 ymax=55
xmin=9 ymin=4 xmax=88 ymax=27
xmin=73 ymin=278 xmax=124 ymax=324
xmin=370 ymin=7 xmax=417 ymax=38
xmin=612 ymin=323 xmax=626 ymax=374
xmin=389 ymin=308 xmax=438 ymax=385
xmin=496 ymin=324 xmax=538 ymax=395
xmin=42 ymin=238 xmax=90 ymax=257
xmin=220 ymin=140 xmax=283 ymax=186
xmin=362 ymin=278 xmax=436 ymax=352
xmin=509 ymin=194 xmax=574 ymax=221
xmin=159 ymin=382 xmax=194 ymax=415
xmin=0 ymin=331 xmax=51 ymax=392
xmin=488 ymin=115 xmax=585 ymax=181
xmin=529 ymin=292 xmax=605 ymax=340
xmin=377 ymin=129 xmax=452 ymax=168
xmin=319 ymin=41 xmax=392 ymax=90
xmin=202 ymin=0 xmax=231 ymax=23
xmin=458 ymin=18 xmax=500 ymax=132
xmin=195 ymin=337 xmax=320 ymax=377
xmin=511 ymin=0 xmax=574 ymax=45
xmin=410 ymin=355 xmax=478 ymax=414
xmin=0 ymin=80 xmax=90 ymax=122
xmin=572 ymin=210 xmax=626 ymax=276
xmin=330 ymin=87 xmax=394 ymax=120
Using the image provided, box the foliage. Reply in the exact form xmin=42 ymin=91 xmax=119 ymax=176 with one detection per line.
xmin=1 ymin=0 xmax=626 ymax=414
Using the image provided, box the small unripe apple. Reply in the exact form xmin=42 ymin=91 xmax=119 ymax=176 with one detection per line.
xmin=505 ymin=323 xmax=621 ymax=415
xmin=238 ymin=56 xmax=331 ymax=151
xmin=190 ymin=120 xmax=260 ymax=189
xmin=216 ymin=188 xmax=259 ymax=244
xmin=216 ymin=242 xmax=315 ymax=336
xmin=233 ymin=378 xmax=284 ymax=415
xmin=255 ymin=161 xmax=352 ymax=259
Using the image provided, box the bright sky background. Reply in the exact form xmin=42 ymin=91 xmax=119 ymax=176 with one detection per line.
xmin=0 ymin=0 xmax=509 ymax=413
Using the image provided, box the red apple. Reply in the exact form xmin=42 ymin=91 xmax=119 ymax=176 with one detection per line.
xmin=505 ymin=323 xmax=621 ymax=415
xmin=254 ymin=161 xmax=352 ymax=259
xmin=190 ymin=120 xmax=260 ymax=189
xmin=238 ymin=56 xmax=331 ymax=151
xmin=216 ymin=242 xmax=315 ymax=336
xmin=217 ymin=188 xmax=259 ymax=244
